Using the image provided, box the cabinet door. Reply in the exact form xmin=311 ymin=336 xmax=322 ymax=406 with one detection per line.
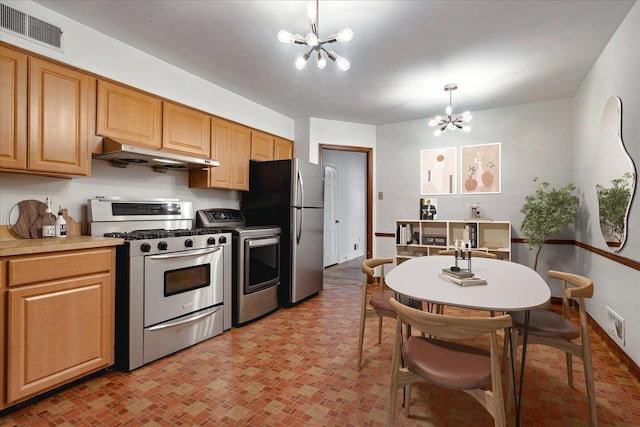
xmin=207 ymin=117 xmax=233 ymax=188
xmin=250 ymin=130 xmax=274 ymax=161
xmin=7 ymin=273 xmax=114 ymax=403
xmin=96 ymin=80 xmax=162 ymax=149
xmin=274 ymin=137 xmax=293 ymax=160
xmin=0 ymin=47 xmax=27 ymax=171
xmin=163 ymin=102 xmax=211 ymax=157
xmin=189 ymin=119 xmax=250 ymax=190
xmin=230 ymin=123 xmax=251 ymax=190
xmin=28 ymin=57 xmax=90 ymax=176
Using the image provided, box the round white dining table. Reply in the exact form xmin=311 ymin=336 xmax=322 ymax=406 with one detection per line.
xmin=386 ymin=256 xmax=550 ymax=312
xmin=385 ymin=255 xmax=551 ymax=427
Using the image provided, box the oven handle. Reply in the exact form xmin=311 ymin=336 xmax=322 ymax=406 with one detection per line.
xmin=147 ymin=306 xmax=222 ymax=331
xmin=147 ymin=247 xmax=221 ymax=260
xmin=247 ymin=236 xmax=280 ymax=248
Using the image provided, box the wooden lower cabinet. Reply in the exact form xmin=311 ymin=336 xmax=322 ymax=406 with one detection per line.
xmin=2 ymin=248 xmax=115 ymax=406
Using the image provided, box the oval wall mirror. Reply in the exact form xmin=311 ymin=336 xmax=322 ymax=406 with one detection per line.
xmin=596 ymin=96 xmax=637 ymax=252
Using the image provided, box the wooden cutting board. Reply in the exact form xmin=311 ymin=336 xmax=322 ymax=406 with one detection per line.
xmin=10 ymin=200 xmax=78 ymax=239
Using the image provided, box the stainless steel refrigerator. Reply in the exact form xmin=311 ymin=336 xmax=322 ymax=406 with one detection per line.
xmin=241 ymin=159 xmax=324 ymax=306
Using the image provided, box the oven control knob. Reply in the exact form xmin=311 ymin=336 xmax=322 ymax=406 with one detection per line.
xmin=219 ymin=236 xmax=227 ymax=244
xmin=158 ymin=241 xmax=168 ymax=251
xmin=140 ymin=243 xmax=151 ymax=253
xmin=207 ymin=236 xmax=216 ymax=245
xmin=185 ymin=239 xmax=194 ymax=248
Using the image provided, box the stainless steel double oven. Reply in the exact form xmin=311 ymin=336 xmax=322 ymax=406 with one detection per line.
xmin=89 ymin=198 xmax=232 ymax=371
xmin=196 ymin=209 xmax=280 ymax=326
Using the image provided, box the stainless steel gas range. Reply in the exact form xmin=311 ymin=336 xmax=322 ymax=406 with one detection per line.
xmin=88 ymin=198 xmax=232 ymax=371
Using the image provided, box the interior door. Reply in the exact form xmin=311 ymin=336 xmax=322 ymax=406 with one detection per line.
xmin=323 ymin=165 xmax=338 ymax=267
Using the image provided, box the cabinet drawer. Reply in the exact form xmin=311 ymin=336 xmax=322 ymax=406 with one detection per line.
xmin=7 ymin=249 xmax=113 ymax=287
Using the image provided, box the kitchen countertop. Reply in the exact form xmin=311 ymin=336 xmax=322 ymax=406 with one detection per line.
xmin=0 ymin=236 xmax=124 ymax=257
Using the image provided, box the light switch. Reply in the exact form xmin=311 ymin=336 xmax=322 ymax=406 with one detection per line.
xmin=378 ymin=192 xmax=384 ymax=200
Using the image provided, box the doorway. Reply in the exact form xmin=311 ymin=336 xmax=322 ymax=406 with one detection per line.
xmin=320 ymin=144 xmax=373 ymax=263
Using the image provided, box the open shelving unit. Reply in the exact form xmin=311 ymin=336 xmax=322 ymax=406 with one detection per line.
xmin=395 ymin=219 xmax=511 ymax=264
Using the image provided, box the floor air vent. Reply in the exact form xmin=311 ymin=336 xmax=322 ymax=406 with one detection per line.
xmin=1 ymin=3 xmax=63 ymax=50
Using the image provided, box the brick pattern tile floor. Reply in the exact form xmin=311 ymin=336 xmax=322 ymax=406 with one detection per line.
xmin=1 ymin=261 xmax=639 ymax=426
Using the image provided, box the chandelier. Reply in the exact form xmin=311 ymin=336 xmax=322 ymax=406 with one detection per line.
xmin=429 ymin=84 xmax=472 ymax=136
xmin=277 ymin=0 xmax=353 ymax=71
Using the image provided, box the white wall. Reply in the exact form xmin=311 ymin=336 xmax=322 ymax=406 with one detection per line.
xmin=572 ymin=2 xmax=640 ymax=366
xmin=323 ymin=150 xmax=366 ymax=262
xmin=0 ymin=0 xmax=294 ymax=140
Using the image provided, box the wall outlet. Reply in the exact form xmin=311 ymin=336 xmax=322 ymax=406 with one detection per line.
xmin=606 ymin=305 xmax=625 ymax=346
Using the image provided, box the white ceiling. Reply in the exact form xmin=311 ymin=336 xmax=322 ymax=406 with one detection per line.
xmin=34 ymin=0 xmax=635 ymax=125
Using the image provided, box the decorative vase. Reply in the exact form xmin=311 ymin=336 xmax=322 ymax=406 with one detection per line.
xmin=482 ymin=171 xmax=494 ymax=189
xmin=465 ymin=176 xmax=478 ymax=191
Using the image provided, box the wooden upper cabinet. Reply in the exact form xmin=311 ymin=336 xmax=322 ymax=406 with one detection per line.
xmin=230 ymin=123 xmax=251 ymax=190
xmin=96 ymin=80 xmax=162 ymax=149
xmin=163 ymin=102 xmax=211 ymax=158
xmin=250 ymin=130 xmax=274 ymax=161
xmin=189 ymin=118 xmax=250 ymax=190
xmin=274 ymin=137 xmax=293 ymax=160
xmin=0 ymin=47 xmax=27 ymax=171
xmin=28 ymin=57 xmax=90 ymax=176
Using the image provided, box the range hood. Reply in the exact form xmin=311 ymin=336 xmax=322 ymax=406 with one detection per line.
xmin=93 ymin=138 xmax=219 ymax=172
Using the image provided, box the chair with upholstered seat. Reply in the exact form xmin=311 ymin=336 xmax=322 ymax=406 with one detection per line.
xmin=357 ymin=258 xmax=421 ymax=371
xmin=504 ymin=270 xmax=597 ymax=426
xmin=387 ymin=298 xmax=512 ymax=427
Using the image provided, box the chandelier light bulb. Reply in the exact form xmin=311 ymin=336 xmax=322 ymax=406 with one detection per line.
xmin=335 ymin=28 xmax=353 ymax=42
xmin=295 ymin=52 xmax=311 ymax=70
xmin=277 ymin=30 xmax=295 ymax=44
xmin=434 ymin=128 xmax=442 ymax=136
xmin=428 ymin=119 xmax=437 ymax=126
xmin=307 ymin=3 xmax=317 ymax=24
xmin=445 ymin=105 xmax=452 ymax=115
xmin=336 ymin=56 xmax=350 ymax=71
xmin=317 ymin=52 xmax=326 ymax=69
xmin=462 ymin=125 xmax=471 ymax=132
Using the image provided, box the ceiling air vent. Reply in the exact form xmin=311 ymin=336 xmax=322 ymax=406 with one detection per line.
xmin=1 ymin=3 xmax=63 ymax=50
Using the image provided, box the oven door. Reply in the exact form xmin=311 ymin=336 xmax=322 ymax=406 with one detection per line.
xmin=144 ymin=247 xmax=223 ymax=327
xmin=243 ymin=235 xmax=280 ymax=294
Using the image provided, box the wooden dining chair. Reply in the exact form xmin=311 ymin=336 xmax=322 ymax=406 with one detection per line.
xmin=387 ymin=298 xmax=512 ymax=427
xmin=504 ymin=270 xmax=597 ymax=426
xmin=357 ymin=258 xmax=421 ymax=371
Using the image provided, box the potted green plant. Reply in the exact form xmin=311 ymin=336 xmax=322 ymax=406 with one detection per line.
xmin=520 ymin=177 xmax=578 ymax=271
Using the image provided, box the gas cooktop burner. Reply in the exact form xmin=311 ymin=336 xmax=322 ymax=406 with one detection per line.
xmin=104 ymin=228 xmax=222 ymax=240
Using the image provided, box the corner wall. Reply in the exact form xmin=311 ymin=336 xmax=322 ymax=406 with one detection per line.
xmin=572 ymin=2 xmax=639 ymax=366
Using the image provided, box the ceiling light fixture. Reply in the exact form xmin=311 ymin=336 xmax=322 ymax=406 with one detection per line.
xmin=277 ymin=0 xmax=353 ymax=71
xmin=429 ymin=84 xmax=472 ymax=136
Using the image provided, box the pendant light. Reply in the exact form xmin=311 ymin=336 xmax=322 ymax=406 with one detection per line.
xmin=277 ymin=0 xmax=353 ymax=71
xmin=429 ymin=84 xmax=472 ymax=136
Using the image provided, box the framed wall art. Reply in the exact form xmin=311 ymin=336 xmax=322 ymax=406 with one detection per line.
xmin=460 ymin=143 xmax=501 ymax=194
xmin=420 ymin=147 xmax=457 ymax=195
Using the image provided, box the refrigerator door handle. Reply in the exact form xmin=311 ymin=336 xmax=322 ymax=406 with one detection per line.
xmin=296 ymin=168 xmax=304 ymax=244
xmin=297 ymin=168 xmax=304 ymax=207
xmin=296 ymin=207 xmax=303 ymax=245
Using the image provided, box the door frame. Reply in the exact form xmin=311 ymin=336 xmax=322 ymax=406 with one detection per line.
xmin=319 ymin=144 xmax=373 ymax=259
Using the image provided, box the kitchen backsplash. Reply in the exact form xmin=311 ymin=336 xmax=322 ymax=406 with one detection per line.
xmin=0 ymin=160 xmax=240 ymax=236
